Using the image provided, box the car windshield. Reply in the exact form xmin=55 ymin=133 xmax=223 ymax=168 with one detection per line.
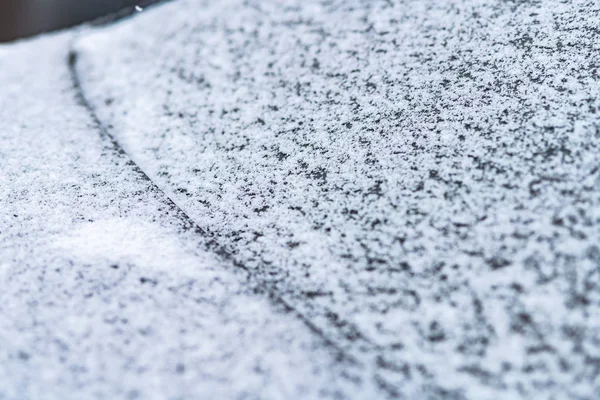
xmin=2 ymin=1 xmax=600 ymax=398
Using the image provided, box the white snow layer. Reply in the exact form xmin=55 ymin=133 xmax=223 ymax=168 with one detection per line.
xmin=1 ymin=0 xmax=600 ymax=398
xmin=0 ymin=33 xmax=368 ymax=399
xmin=73 ymin=0 xmax=600 ymax=398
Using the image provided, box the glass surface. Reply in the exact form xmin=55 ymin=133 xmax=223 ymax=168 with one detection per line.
xmin=0 ymin=0 xmax=155 ymax=42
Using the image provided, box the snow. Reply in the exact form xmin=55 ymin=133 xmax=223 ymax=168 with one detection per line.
xmin=0 ymin=32 xmax=366 ymax=399
xmin=2 ymin=0 xmax=600 ymax=398
xmin=73 ymin=0 xmax=600 ymax=398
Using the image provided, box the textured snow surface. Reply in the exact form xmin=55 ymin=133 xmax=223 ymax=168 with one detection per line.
xmin=2 ymin=0 xmax=600 ymax=398
xmin=73 ymin=0 xmax=600 ymax=398
xmin=0 ymin=33 xmax=366 ymax=400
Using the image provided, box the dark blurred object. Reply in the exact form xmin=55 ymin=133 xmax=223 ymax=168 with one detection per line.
xmin=0 ymin=0 xmax=161 ymax=42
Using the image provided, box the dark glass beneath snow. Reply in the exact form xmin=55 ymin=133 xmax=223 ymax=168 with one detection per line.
xmin=0 ymin=0 xmax=158 ymax=42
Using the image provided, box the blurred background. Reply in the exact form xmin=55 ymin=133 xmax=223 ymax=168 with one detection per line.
xmin=0 ymin=0 xmax=162 ymax=42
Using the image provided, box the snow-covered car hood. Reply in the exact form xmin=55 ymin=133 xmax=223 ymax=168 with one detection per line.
xmin=2 ymin=0 xmax=600 ymax=398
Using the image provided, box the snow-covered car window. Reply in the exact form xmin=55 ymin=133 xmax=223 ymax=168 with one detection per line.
xmin=2 ymin=0 xmax=600 ymax=398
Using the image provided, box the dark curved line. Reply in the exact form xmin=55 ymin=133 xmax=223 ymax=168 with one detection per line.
xmin=67 ymin=45 xmax=361 ymax=366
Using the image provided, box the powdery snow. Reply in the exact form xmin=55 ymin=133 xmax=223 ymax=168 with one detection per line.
xmin=72 ymin=0 xmax=600 ymax=398
xmin=1 ymin=0 xmax=600 ymax=398
xmin=0 ymin=32 xmax=367 ymax=399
